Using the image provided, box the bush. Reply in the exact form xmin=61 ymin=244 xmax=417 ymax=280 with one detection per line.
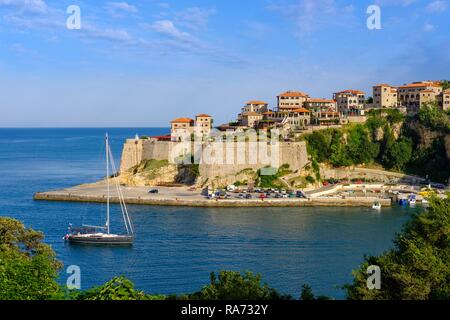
xmin=75 ymin=276 xmax=165 ymax=300
xmin=188 ymin=271 xmax=288 ymax=300
xmin=305 ymin=175 xmax=315 ymax=184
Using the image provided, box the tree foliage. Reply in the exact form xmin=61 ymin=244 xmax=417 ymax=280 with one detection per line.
xmin=188 ymin=271 xmax=288 ymax=300
xmin=75 ymin=276 xmax=165 ymax=300
xmin=418 ymin=102 xmax=450 ymax=132
xmin=0 ymin=217 xmax=63 ymax=300
xmin=381 ymin=135 xmax=413 ymax=171
xmin=305 ymin=125 xmax=379 ymax=167
xmin=345 ymin=197 xmax=450 ymax=300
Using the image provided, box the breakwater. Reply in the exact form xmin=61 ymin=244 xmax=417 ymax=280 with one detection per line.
xmin=34 ymin=187 xmax=391 ymax=208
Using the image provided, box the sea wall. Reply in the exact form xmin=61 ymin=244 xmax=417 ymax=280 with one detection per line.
xmin=35 ymin=191 xmax=390 ymax=208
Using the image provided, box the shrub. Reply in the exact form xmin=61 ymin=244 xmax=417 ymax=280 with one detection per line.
xmin=189 ymin=271 xmax=288 ymax=300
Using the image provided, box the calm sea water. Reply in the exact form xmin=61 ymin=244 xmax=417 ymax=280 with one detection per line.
xmin=0 ymin=128 xmax=417 ymax=299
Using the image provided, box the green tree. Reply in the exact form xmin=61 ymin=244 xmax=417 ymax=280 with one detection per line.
xmin=329 ymin=142 xmax=352 ymax=167
xmin=0 ymin=217 xmax=63 ymax=300
xmin=441 ymin=80 xmax=450 ymax=90
xmin=305 ymin=130 xmax=333 ymax=163
xmin=346 ymin=125 xmax=380 ymax=165
xmin=345 ymin=197 xmax=450 ymax=300
xmin=189 ymin=271 xmax=288 ymax=300
xmin=418 ymin=102 xmax=450 ymax=132
xmin=382 ymin=137 xmax=413 ymax=170
xmin=300 ymin=284 xmax=315 ymax=300
xmin=75 ymin=276 xmax=165 ymax=300
xmin=385 ymin=109 xmax=404 ymax=124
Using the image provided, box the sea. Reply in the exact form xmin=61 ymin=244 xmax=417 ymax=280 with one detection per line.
xmin=0 ymin=128 xmax=418 ymax=299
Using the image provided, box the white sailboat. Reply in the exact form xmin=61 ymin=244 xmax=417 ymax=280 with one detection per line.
xmin=64 ymin=134 xmax=134 ymax=245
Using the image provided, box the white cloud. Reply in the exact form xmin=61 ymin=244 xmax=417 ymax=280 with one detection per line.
xmin=374 ymin=0 xmax=417 ymax=6
xmin=0 ymin=0 xmax=48 ymax=13
xmin=151 ymin=20 xmax=202 ymax=48
xmin=105 ymin=1 xmax=138 ymax=17
xmin=423 ymin=23 xmax=435 ymax=32
xmin=82 ymin=25 xmax=133 ymax=42
xmin=267 ymin=0 xmax=355 ymax=35
xmin=425 ymin=0 xmax=448 ymax=12
xmin=174 ymin=7 xmax=216 ymax=31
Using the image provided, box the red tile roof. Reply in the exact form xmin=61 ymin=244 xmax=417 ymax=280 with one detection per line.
xmin=246 ymin=100 xmax=268 ymax=105
xmin=398 ymin=83 xmax=441 ymax=88
xmin=292 ymin=108 xmax=311 ymax=113
xmin=196 ymin=114 xmax=211 ymax=118
xmin=278 ymin=91 xmax=309 ymax=98
xmin=171 ymin=117 xmax=194 ymax=123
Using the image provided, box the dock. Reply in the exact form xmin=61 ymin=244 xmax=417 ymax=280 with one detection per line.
xmin=34 ymin=181 xmax=392 ymax=208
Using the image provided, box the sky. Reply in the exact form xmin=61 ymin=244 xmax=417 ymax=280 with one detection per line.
xmin=0 ymin=0 xmax=449 ymax=127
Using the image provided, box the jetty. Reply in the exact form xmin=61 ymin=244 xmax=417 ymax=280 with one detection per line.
xmin=34 ymin=181 xmax=392 ymax=208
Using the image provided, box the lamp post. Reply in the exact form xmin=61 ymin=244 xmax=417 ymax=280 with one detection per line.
xmin=135 ymin=134 xmax=139 ymax=167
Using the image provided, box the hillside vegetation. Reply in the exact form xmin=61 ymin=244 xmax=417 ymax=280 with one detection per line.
xmin=303 ymin=104 xmax=450 ymax=184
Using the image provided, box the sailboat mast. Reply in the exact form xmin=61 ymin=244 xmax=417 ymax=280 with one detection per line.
xmin=106 ymin=133 xmax=110 ymax=234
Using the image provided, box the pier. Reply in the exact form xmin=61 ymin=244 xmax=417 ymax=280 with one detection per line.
xmin=34 ymin=181 xmax=392 ymax=208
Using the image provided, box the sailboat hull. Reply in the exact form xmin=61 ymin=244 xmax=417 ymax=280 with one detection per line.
xmin=67 ymin=234 xmax=134 ymax=246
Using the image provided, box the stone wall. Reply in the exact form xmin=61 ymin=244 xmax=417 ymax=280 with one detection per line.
xmin=119 ymin=139 xmax=172 ymax=172
xmin=198 ymin=141 xmax=308 ymax=181
xmin=319 ymin=166 xmax=427 ymax=184
xmin=119 ymin=138 xmax=309 ymax=185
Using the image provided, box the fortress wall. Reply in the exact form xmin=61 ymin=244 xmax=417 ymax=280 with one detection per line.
xmin=198 ymin=141 xmax=309 ymax=181
xmin=120 ymin=139 xmax=309 ymax=181
xmin=119 ymin=139 xmax=172 ymax=172
xmin=119 ymin=139 xmax=143 ymax=172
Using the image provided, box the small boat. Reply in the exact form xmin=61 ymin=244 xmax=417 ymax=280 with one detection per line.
xmin=372 ymin=202 xmax=381 ymax=210
xmin=64 ymin=134 xmax=134 ymax=246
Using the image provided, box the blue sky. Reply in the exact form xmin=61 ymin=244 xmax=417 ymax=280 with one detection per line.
xmin=0 ymin=0 xmax=449 ymax=127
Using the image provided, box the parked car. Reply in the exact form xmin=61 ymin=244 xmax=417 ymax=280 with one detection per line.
xmin=259 ymin=194 xmax=267 ymax=199
xmin=245 ymin=194 xmax=252 ymax=199
xmin=238 ymin=194 xmax=245 ymax=199
xmin=148 ymin=189 xmax=159 ymax=194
